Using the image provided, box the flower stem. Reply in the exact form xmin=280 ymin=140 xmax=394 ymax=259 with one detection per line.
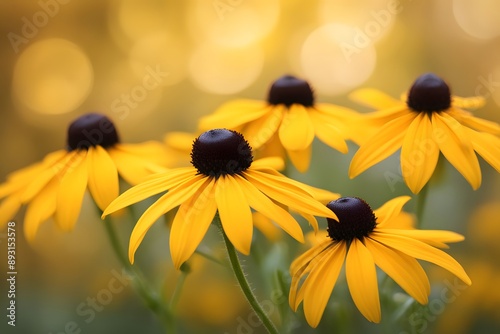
xmin=102 ymin=215 xmax=174 ymax=333
xmin=216 ymin=218 xmax=279 ymax=334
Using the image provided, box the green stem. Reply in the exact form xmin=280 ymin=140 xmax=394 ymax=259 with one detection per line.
xmin=216 ymin=219 xmax=279 ymax=334
xmin=415 ymin=182 xmax=429 ymax=227
xmin=103 ymin=215 xmax=174 ymax=333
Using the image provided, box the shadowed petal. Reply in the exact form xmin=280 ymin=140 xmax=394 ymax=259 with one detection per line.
xmin=374 ymin=196 xmax=411 ymax=228
xmin=24 ymin=179 xmax=58 ymax=242
xmin=0 ymin=196 xmax=22 ymax=229
xmin=287 ymin=147 xmax=312 ymax=173
xmin=302 ymin=242 xmax=346 ymax=328
xmin=87 ymin=146 xmax=119 ymax=211
xmin=432 ymin=113 xmax=481 ymax=190
xmin=365 ymin=237 xmax=430 ymax=304
xmin=371 ymin=231 xmax=471 ymax=285
xmin=170 ymin=179 xmax=217 ymax=269
xmin=309 ymin=112 xmax=348 ymax=153
xmin=279 ymin=104 xmax=315 ymax=151
xmin=198 ymin=99 xmax=268 ymax=130
xmin=215 ymin=176 xmax=253 ymax=255
xmin=245 ymin=105 xmax=285 ymax=149
xmin=401 ymin=113 xmax=439 ymax=194
xmin=128 ymin=175 xmax=209 ymax=263
xmin=464 ymin=128 xmax=500 ymax=173
xmin=349 ymin=88 xmax=402 ymax=109
xmin=349 ymin=112 xmax=417 ymax=178
xmin=55 ymin=152 xmax=88 ymax=231
xmin=346 ymin=239 xmax=381 ymax=323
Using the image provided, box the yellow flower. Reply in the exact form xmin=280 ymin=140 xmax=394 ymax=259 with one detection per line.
xmin=102 ymin=129 xmax=339 ymax=269
xmin=198 ymin=75 xmax=361 ymax=172
xmin=349 ymin=73 xmax=500 ymax=193
xmin=0 ymin=113 xmax=169 ymax=241
xmin=289 ymin=196 xmax=471 ymax=327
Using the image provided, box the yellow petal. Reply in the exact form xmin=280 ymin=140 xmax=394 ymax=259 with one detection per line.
xmin=251 ymin=157 xmax=285 ymax=171
xmin=287 ymin=146 xmax=312 ymax=173
xmin=215 ymin=176 xmax=253 ymax=255
xmin=86 ymin=146 xmax=119 ymax=211
xmin=244 ymin=170 xmax=337 ymax=220
xmin=279 ymin=104 xmax=315 ymax=151
xmin=252 ymin=211 xmax=281 ymax=241
xmin=452 ymin=96 xmax=485 ymax=109
xmin=170 ymin=179 xmax=217 ymax=269
xmin=432 ymin=113 xmax=481 ymax=190
xmin=302 ymin=242 xmax=346 ymax=328
xmin=198 ymin=99 xmax=268 ymax=131
xmin=309 ymin=112 xmax=348 ymax=153
xmin=234 ymin=174 xmax=303 ymax=242
xmin=55 ymin=152 xmax=88 ymax=231
xmin=349 ymin=111 xmax=417 ymax=178
xmin=371 ymin=231 xmax=471 ymax=285
xmin=382 ymin=229 xmax=464 ymax=248
xmin=401 ymin=113 xmax=440 ymax=194
xmin=244 ymin=105 xmax=284 ymax=149
xmin=345 ymin=239 xmax=381 ymax=323
xmin=448 ymin=108 xmax=500 ymax=135
xmin=464 ymin=128 xmax=500 ymax=173
xmin=374 ymin=196 xmax=411 ymax=228
xmin=128 ymin=175 xmax=208 ymax=263
xmin=103 ymin=167 xmax=196 ymax=217
xmin=349 ymin=88 xmax=401 ymax=110
xmin=24 ymin=179 xmax=58 ymax=242
xmin=0 ymin=196 xmax=22 ymax=228
xmin=365 ymin=237 xmax=430 ymax=304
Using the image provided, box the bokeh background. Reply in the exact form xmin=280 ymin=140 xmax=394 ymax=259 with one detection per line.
xmin=1 ymin=0 xmax=500 ymax=333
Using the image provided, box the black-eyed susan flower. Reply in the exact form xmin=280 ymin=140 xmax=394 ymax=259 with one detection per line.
xmin=198 ymin=75 xmax=361 ymax=172
xmin=0 ymin=113 xmax=170 ymax=241
xmin=102 ymin=128 xmax=339 ymax=269
xmin=349 ymin=73 xmax=500 ymax=193
xmin=289 ymin=196 xmax=471 ymax=327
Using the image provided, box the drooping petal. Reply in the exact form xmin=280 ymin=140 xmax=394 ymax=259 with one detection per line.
xmin=309 ymin=112 xmax=349 ymax=153
xmin=374 ymin=196 xmax=411 ymax=228
xmin=244 ymin=105 xmax=284 ymax=150
xmin=371 ymin=231 xmax=471 ymax=285
xmin=464 ymin=128 xmax=500 ymax=173
xmin=128 ymin=175 xmax=209 ymax=263
xmin=302 ymin=242 xmax=346 ymax=328
xmin=103 ymin=167 xmax=196 ymax=216
xmin=349 ymin=88 xmax=402 ymax=110
xmin=381 ymin=229 xmax=464 ymax=248
xmin=432 ymin=113 xmax=481 ymax=190
xmin=290 ymin=239 xmax=333 ymax=275
xmin=279 ymin=104 xmax=315 ymax=151
xmin=365 ymin=237 xmax=430 ymax=304
xmin=252 ymin=212 xmax=281 ymax=241
xmin=349 ymin=111 xmax=417 ymax=178
xmin=170 ymin=179 xmax=217 ymax=269
xmin=345 ymin=239 xmax=381 ymax=323
xmin=198 ymin=99 xmax=269 ymax=130
xmin=401 ymin=113 xmax=440 ymax=194
xmin=55 ymin=152 xmax=88 ymax=231
xmin=234 ymin=174 xmax=304 ymax=242
xmin=0 ymin=196 xmax=22 ymax=229
xmin=86 ymin=146 xmax=119 ymax=211
xmin=108 ymin=147 xmax=168 ymax=185
xmin=215 ymin=176 xmax=253 ymax=255
xmin=24 ymin=179 xmax=58 ymax=242
xmin=244 ymin=170 xmax=337 ymax=220
xmin=448 ymin=108 xmax=500 ymax=134
xmin=287 ymin=147 xmax=312 ymax=173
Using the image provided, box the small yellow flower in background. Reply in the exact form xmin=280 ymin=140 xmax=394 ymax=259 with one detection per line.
xmin=289 ymin=196 xmax=471 ymax=327
xmin=349 ymin=73 xmax=500 ymax=193
xmin=0 ymin=113 xmax=170 ymax=241
xmin=102 ymin=128 xmax=339 ymax=269
xmin=198 ymin=75 xmax=361 ymax=172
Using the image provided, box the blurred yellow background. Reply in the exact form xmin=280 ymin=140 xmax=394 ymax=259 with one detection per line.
xmin=1 ymin=0 xmax=500 ymax=333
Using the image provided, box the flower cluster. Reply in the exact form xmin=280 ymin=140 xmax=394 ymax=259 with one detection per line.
xmin=2 ymin=72 xmax=498 ymax=330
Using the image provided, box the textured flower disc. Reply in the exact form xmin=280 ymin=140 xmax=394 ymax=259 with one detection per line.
xmin=267 ymin=75 xmax=314 ymax=107
xmin=190 ymin=129 xmax=253 ymax=177
xmin=326 ymin=197 xmax=377 ymax=241
xmin=407 ymin=73 xmax=451 ymax=113
xmin=67 ymin=113 xmax=119 ymax=151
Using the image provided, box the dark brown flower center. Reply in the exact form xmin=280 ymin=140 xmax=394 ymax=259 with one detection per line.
xmin=67 ymin=113 xmax=119 ymax=151
xmin=267 ymin=75 xmax=314 ymax=107
xmin=326 ymin=197 xmax=377 ymax=241
xmin=191 ymin=129 xmax=253 ymax=178
xmin=407 ymin=73 xmax=451 ymax=113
